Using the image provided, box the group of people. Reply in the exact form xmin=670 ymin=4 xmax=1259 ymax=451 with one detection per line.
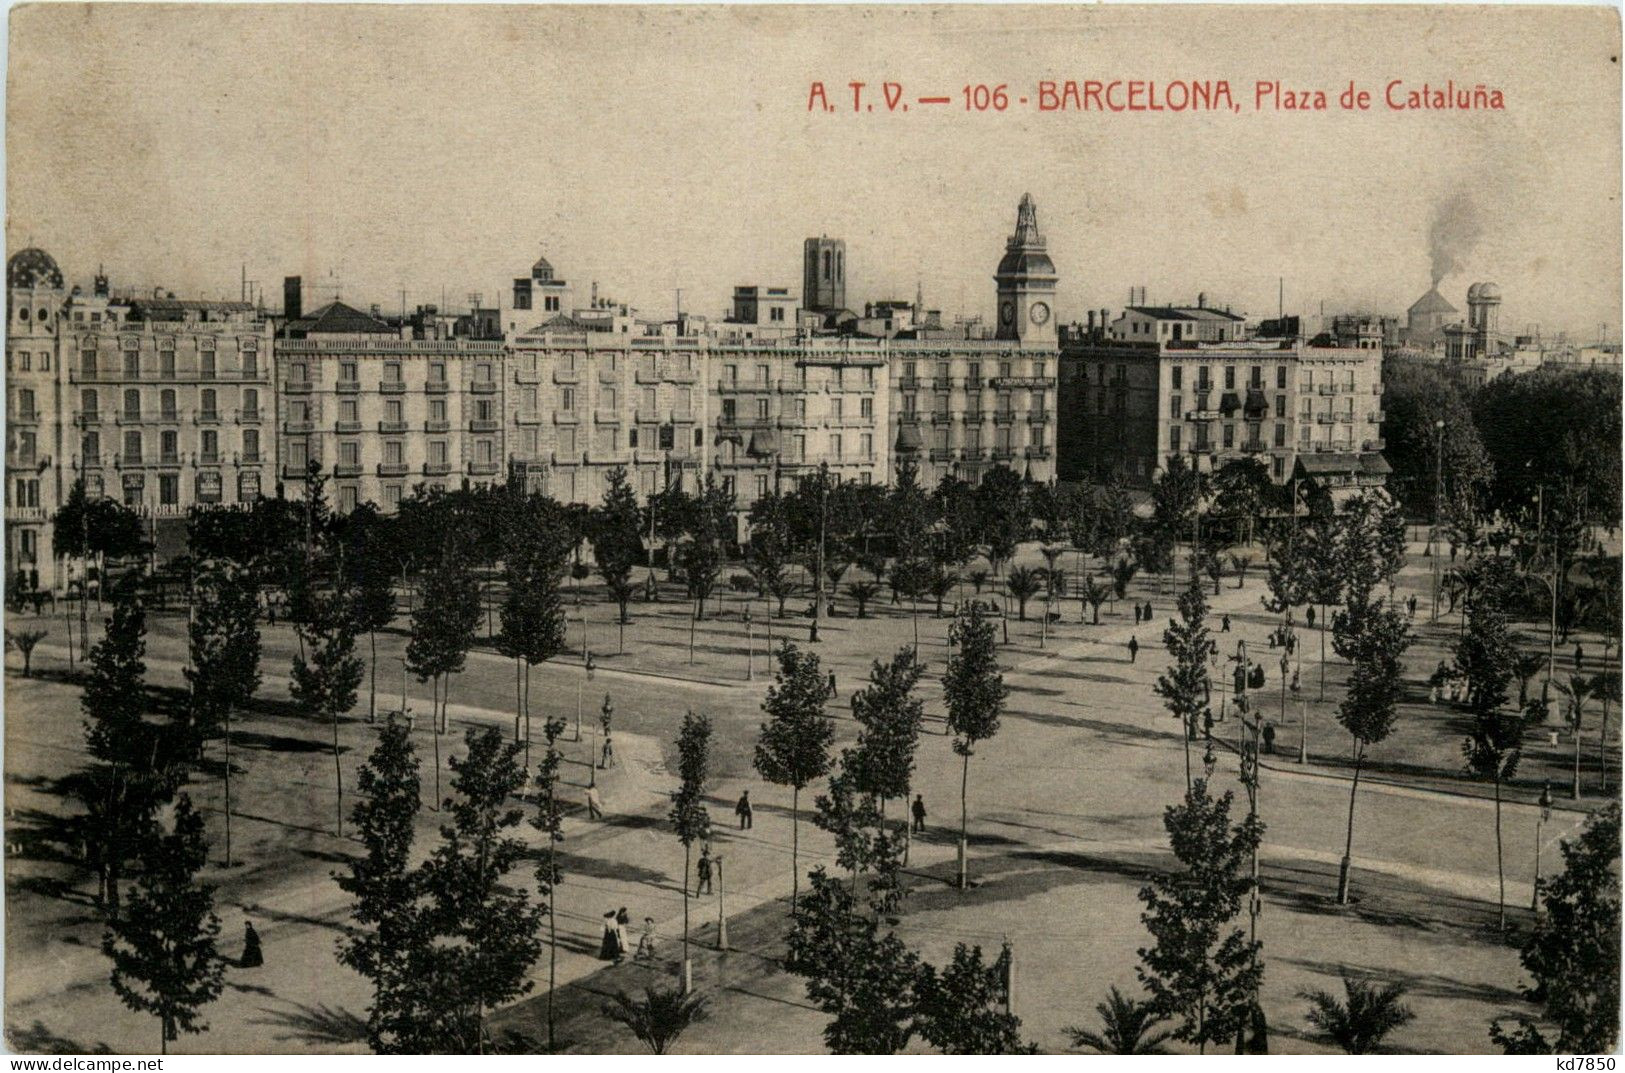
xmin=599 ymin=906 xmax=658 ymax=963
xmin=1130 ymin=600 xmax=1156 ymax=625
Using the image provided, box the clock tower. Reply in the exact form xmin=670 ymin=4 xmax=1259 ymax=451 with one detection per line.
xmin=993 ymin=193 xmax=1057 ymax=344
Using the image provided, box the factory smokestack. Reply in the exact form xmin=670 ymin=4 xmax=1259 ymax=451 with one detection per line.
xmin=1428 ymin=192 xmax=1485 ymax=286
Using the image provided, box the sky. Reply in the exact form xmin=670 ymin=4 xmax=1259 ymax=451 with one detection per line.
xmin=6 ymin=4 xmax=1621 ymax=339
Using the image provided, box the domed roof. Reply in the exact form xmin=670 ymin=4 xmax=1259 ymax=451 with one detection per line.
xmin=9 ymin=248 xmax=63 ymax=290
xmin=532 ymin=253 xmax=556 ymax=282
xmin=1469 ymin=281 xmax=1501 ymax=302
xmin=1408 ymin=287 xmax=1457 ymax=315
xmin=995 ymin=248 xmax=1057 ymax=279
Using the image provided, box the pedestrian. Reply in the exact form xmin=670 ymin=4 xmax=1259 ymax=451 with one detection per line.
xmin=585 ymin=783 xmax=604 ymax=820
xmin=1134 ymin=603 xmax=1142 ymax=625
xmin=827 ymin=671 xmax=838 ymax=699
xmin=267 ymin=601 xmax=277 ymax=626
xmin=695 ymin=844 xmax=714 ymax=895
xmin=1575 ymin=642 xmax=1585 ymax=668
xmin=1143 ymin=600 xmax=1153 ymax=622
xmin=1268 ymin=630 xmax=1277 ymax=649
xmin=1306 ymin=605 xmax=1316 ymax=629
xmin=1287 ymin=633 xmax=1297 ymax=655
xmin=1262 ymin=722 xmax=1276 ymax=754
xmin=911 ymin=793 xmax=927 ymax=833
xmin=600 ymin=732 xmax=616 ymax=769
xmin=1429 ymin=683 xmax=1439 ymax=705
xmin=735 ymin=790 xmax=753 ymax=830
xmin=1221 ymin=613 xmax=1232 ymax=633
xmin=598 ymin=911 xmax=622 ymax=961
xmin=1290 ymin=669 xmax=1300 ymax=694
xmin=1127 ymin=635 xmax=1139 ymax=663
xmin=240 ymin=921 xmax=263 ymax=968
xmin=1408 ymin=594 xmax=1418 ymax=618
xmin=615 ymin=907 xmax=631 ymax=963
xmin=635 ymin=917 xmax=658 ymax=961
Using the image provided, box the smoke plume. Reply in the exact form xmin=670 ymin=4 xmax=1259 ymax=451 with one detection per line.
xmin=1428 ymin=192 xmax=1485 ymax=286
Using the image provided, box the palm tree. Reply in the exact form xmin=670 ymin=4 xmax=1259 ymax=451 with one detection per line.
xmin=1593 ymin=670 xmax=1620 ymax=792
xmin=1228 ymin=553 xmax=1251 ymax=589
xmin=968 ymin=568 xmax=990 ymax=594
xmin=5 ymin=628 xmax=47 ymax=677
xmin=1006 ymin=566 xmax=1043 ymax=621
xmin=1555 ymin=674 xmax=1596 ymax=799
xmin=1065 ymin=986 xmax=1173 ymax=1055
xmin=1300 ymin=975 xmax=1414 ymax=1054
xmin=1513 ymin=650 xmax=1547 ymax=708
xmin=1080 ymin=576 xmax=1110 ymax=624
xmin=845 ymin=580 xmax=880 ymax=619
xmin=927 ymin=567 xmax=959 ymax=616
xmin=602 ymin=987 xmax=709 ymax=1054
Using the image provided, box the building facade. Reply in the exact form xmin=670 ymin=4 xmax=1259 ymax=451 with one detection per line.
xmin=1059 ymin=330 xmax=1386 ymax=499
xmin=7 ymin=249 xmax=68 ymax=587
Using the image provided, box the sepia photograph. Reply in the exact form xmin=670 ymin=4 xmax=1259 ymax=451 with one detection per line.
xmin=2 ymin=2 xmax=1621 ymax=1057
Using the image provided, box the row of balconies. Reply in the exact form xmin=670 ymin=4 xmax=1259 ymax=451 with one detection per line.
xmin=68 ymin=367 xmax=267 ymax=384
xmin=284 ymin=418 xmax=500 ymax=435
xmin=87 ymin=451 xmax=266 ymax=469
xmin=280 ymin=460 xmax=484 ymax=481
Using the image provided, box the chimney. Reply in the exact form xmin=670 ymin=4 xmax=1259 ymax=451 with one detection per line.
xmin=1198 ymin=292 xmax=1207 ymax=309
xmin=283 ymin=276 xmax=302 ymax=319
xmin=1086 ymin=310 xmax=1096 ymax=331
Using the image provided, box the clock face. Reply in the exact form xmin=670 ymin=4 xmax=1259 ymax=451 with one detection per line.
xmin=1030 ymin=301 xmax=1051 ymax=325
xmin=999 ymin=301 xmax=1014 ymax=325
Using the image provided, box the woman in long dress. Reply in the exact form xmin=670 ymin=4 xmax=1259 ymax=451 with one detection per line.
xmin=614 ymin=907 xmax=631 ymax=964
xmin=598 ymin=911 xmax=621 ymax=961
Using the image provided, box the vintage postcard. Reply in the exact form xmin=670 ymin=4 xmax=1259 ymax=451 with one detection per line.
xmin=3 ymin=2 xmax=1621 ymax=1058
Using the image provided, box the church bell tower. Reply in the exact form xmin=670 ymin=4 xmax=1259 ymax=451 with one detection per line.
xmin=993 ymin=193 xmax=1058 ymax=344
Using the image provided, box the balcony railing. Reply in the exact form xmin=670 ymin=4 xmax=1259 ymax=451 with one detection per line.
xmin=335 ymin=420 xmax=362 ymax=434
xmin=285 ymin=381 xmax=313 ymax=394
xmin=425 ymin=420 xmax=450 ymax=433
xmin=424 ymin=461 xmax=452 ymax=477
xmin=195 ymin=411 xmax=221 ymax=425
xmin=467 ymin=460 xmax=500 ymax=476
xmin=284 ymin=420 xmax=315 ymax=434
xmin=334 ymin=463 xmax=363 ymax=477
xmin=425 ymin=380 xmax=449 ymax=394
xmin=336 ymin=381 xmax=361 ymax=394
xmin=379 ymin=381 xmax=407 ymax=395
xmin=1026 ymin=446 xmax=1053 ymax=460
xmin=469 ymin=419 xmax=500 ymax=433
xmin=470 ymin=381 xmax=498 ymax=395
xmin=378 ymin=420 xmax=409 ymax=434
xmin=377 ymin=462 xmax=411 ymax=477
xmin=236 ymin=408 xmax=261 ymax=423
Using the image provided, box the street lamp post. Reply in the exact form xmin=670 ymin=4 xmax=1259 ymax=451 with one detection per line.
xmin=744 ymin=607 xmax=754 ymax=681
xmin=1532 ymin=781 xmax=1553 ymax=911
xmin=1240 ymin=714 xmax=1262 ymax=949
xmin=715 ymin=852 xmax=728 ymax=951
xmin=1432 ymin=418 xmax=1445 ymax=623
xmin=577 ymin=651 xmax=595 ymax=744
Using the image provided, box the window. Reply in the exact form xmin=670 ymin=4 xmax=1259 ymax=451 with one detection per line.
xmin=1276 ymin=365 xmax=1287 ymax=389
xmin=161 ymin=430 xmax=178 ymax=462
xmin=830 ymin=434 xmax=843 ymax=459
xmin=430 ymin=399 xmax=447 ymax=422
xmin=385 ymin=361 xmax=402 ymax=384
xmin=242 ymin=345 xmax=258 ymax=377
xmin=340 ymin=362 xmax=358 ymax=383
xmin=903 ymin=394 xmax=916 ymax=414
xmin=200 ymin=349 xmax=216 ymax=380
xmin=756 ymin=398 xmax=769 ymax=420
xmin=793 ymin=435 xmax=806 ymax=462
xmin=16 ymin=432 xmax=34 ymax=466
xmin=477 ymin=363 xmax=492 ymax=383
xmin=1197 ymin=366 xmax=1210 ymax=390
xmin=1275 ymin=394 xmax=1286 ymax=418
xmin=1300 ymin=425 xmax=1311 ymax=445
xmin=1274 ymin=423 xmax=1286 ymax=447
xmin=159 ymin=389 xmax=177 ymax=420
xmin=339 ymin=486 xmax=358 ymax=513
xmin=724 ymin=364 xmax=737 ymax=386
xmin=160 ymin=348 xmax=175 ymax=379
xmin=641 ymin=386 xmax=656 ymax=410
xmin=430 ymin=441 xmax=447 ymax=465
xmin=385 ymin=399 xmax=403 ymax=423
xmin=385 ymin=485 xmax=403 ymax=510
xmin=81 ymin=348 xmax=97 ymax=376
xmin=17 ymin=388 xmax=35 ymax=420
xmin=1224 ymin=366 xmax=1236 ymax=390
xmin=831 ymin=398 xmax=844 ymax=422
xmin=1222 ymin=424 xmax=1234 ymax=448
xmin=602 ymin=387 xmax=617 ymax=410
xmin=244 ymin=388 xmax=259 ymax=417
xmin=561 ymin=387 xmax=575 ymax=411
xmin=201 ymin=430 xmax=219 ymax=462
xmin=1170 ymin=394 xmax=1183 ymax=419
xmin=1250 ymin=366 xmax=1262 ymax=388
xmin=124 ymin=431 xmax=142 ymax=463
xmin=935 ymin=394 xmax=949 ymax=416
xmin=429 ymin=362 xmax=445 ymax=383
xmin=291 ymin=362 xmax=307 ymax=383
xmin=123 ymin=349 xmax=140 ymax=377
xmin=525 ymin=386 xmax=539 ymax=410
xmin=340 ymin=441 xmax=360 ymax=466
xmin=677 ymin=388 xmax=692 ymax=415
xmin=1300 ymin=397 xmax=1313 ymax=418
xmin=722 ymin=398 xmax=736 ymax=421
xmin=793 ymin=397 xmax=806 ymax=419
xmin=861 ymin=432 xmax=873 ymax=458
xmin=693 ymin=429 xmax=703 ymax=448
xmin=14 ymin=478 xmax=38 ymax=509
xmin=1171 ymin=367 xmax=1182 ymax=389
xmin=82 ymin=432 xmax=100 ymax=460
xmin=243 ymin=429 xmax=260 ymax=461
xmin=1170 ymin=425 xmax=1182 ymax=452
xmin=384 ymin=441 xmax=403 ymax=465
xmin=288 ymin=439 xmax=308 ymax=469
xmin=755 ymin=475 xmax=769 ymax=498
xmin=201 ymin=389 xmax=217 ymax=418
xmin=159 ymin=475 xmax=179 ymax=506
xmin=123 ymin=389 xmax=141 ymax=419
xmin=338 ymin=399 xmax=358 ymax=424
xmin=1273 ymin=456 xmax=1284 ymax=479
xmin=860 ymin=397 xmax=873 ymax=419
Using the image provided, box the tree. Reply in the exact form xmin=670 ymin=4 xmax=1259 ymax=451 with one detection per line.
xmin=497 ymin=501 xmax=569 ymax=770
xmin=846 ymin=580 xmax=881 ymax=619
xmin=943 ymin=605 xmax=1008 ymax=890
xmin=76 ymin=583 xmax=174 ymax=917
xmin=845 ymin=647 xmax=926 ymax=858
xmin=592 ymin=466 xmax=643 ymax=633
xmin=532 ymin=714 xmax=569 ymax=1052
xmin=914 ymin=943 xmax=1035 ymax=1054
xmin=6 ymin=627 xmax=47 ymax=676
xmin=1490 ymin=803 xmax=1620 ymax=1054
xmin=336 ymin=716 xmax=424 ymax=1053
xmin=669 ymin=710 xmax=713 ymax=991
xmin=290 ymin=584 xmax=365 ymax=836
xmin=1333 ymin=600 xmax=1411 ymax=905
xmin=417 ymin=727 xmax=544 ymax=1052
xmin=185 ymin=562 xmax=261 ymax=865
xmin=1137 ymin=780 xmax=1264 ymax=1053
xmin=786 ymin=867 xmax=920 ymax=1054
xmin=1005 ymin=566 xmax=1042 ymax=621
xmin=754 ymin=643 xmax=836 ymax=910
xmin=1455 ymin=576 xmax=1522 ymax=928
xmin=1301 ymin=975 xmax=1415 ymax=1054
xmin=602 ymin=987 xmax=709 ymax=1054
xmin=101 ymin=795 xmax=224 ymax=1054
xmin=1210 ymin=458 xmax=1274 ymax=546
xmin=1555 ymin=674 xmax=1597 ymax=801
xmin=1382 ymin=361 xmax=1494 ymax=518
xmin=927 ymin=566 xmax=959 ymax=617
xmin=1081 ymin=576 xmax=1110 ymax=625
xmin=1066 ymin=986 xmax=1174 ymax=1054
xmin=406 ymin=542 xmax=481 ymax=809
xmin=336 ymin=506 xmax=398 ymax=726
xmin=1155 ymin=574 xmax=1214 ymax=788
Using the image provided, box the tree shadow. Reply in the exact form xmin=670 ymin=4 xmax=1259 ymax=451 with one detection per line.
xmin=4 ymin=1019 xmax=115 ymax=1055
xmin=1278 ymin=953 xmax=1528 ymax=1006
xmin=250 ymin=1001 xmax=369 ymax=1046
xmin=547 ymin=850 xmax=669 ymax=887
